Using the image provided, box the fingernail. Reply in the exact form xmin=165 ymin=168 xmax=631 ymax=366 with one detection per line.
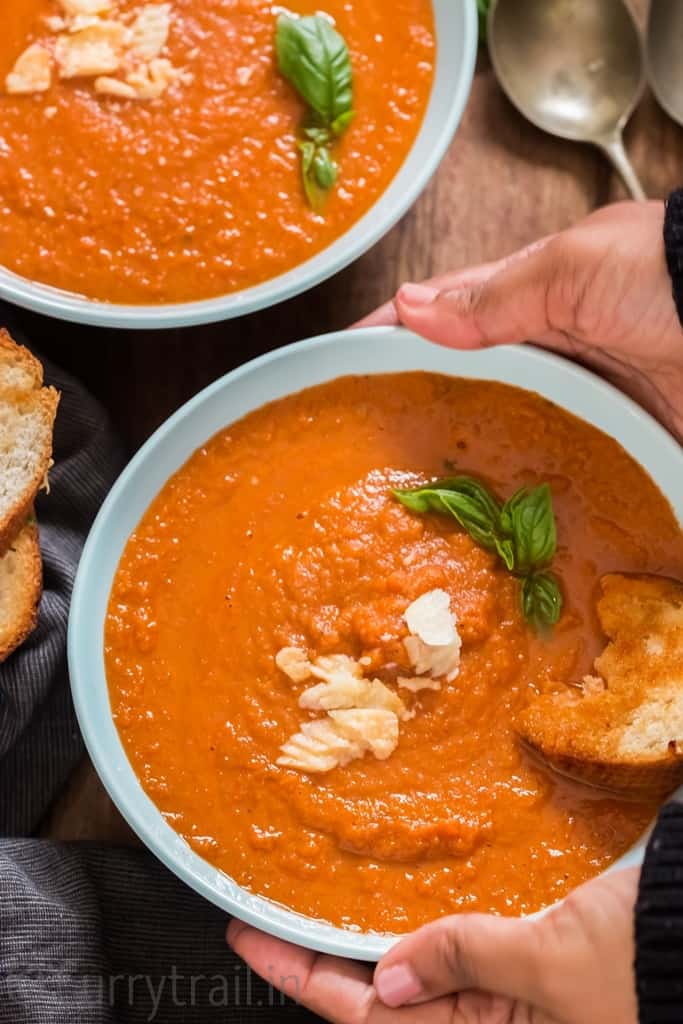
xmin=374 ymin=963 xmax=423 ymax=1008
xmin=397 ymin=283 xmax=439 ymax=307
xmin=226 ymin=919 xmax=247 ymax=946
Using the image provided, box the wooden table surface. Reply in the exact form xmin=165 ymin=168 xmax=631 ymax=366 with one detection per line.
xmin=11 ymin=17 xmax=682 ymax=842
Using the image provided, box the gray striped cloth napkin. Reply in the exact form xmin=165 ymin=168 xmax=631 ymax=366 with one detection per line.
xmin=0 ymin=311 xmax=319 ymax=1023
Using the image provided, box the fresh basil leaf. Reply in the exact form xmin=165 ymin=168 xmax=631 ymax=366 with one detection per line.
xmin=521 ymin=571 xmax=563 ymax=629
xmin=276 ymin=14 xmax=353 ymax=125
xmin=298 ymin=140 xmax=337 ymax=211
xmin=303 ymin=123 xmax=332 ymax=145
xmin=494 ymin=536 xmax=515 ymax=572
xmin=394 ymin=474 xmax=562 ymax=634
xmin=394 ymin=488 xmax=497 ymax=548
xmin=502 ymin=484 xmax=557 ymax=573
xmin=276 ymin=15 xmax=354 ymax=211
xmin=298 ymin=141 xmax=324 ymax=211
xmin=331 ymin=109 xmax=355 ymax=135
xmin=432 ymin=476 xmax=502 ymax=522
xmin=440 ymin=492 xmax=501 ymax=552
xmin=299 ymin=140 xmax=316 ymax=176
xmin=392 ymin=487 xmax=437 ymax=515
xmin=394 ymin=476 xmax=503 ymax=553
xmin=313 ymin=147 xmax=338 ymax=189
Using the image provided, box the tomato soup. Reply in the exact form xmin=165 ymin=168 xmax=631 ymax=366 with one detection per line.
xmin=0 ymin=1 xmax=434 ymax=304
xmin=105 ymin=374 xmax=683 ymax=933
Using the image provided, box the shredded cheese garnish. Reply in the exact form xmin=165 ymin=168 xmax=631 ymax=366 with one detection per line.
xmin=5 ymin=0 xmax=184 ymax=102
xmin=55 ymin=21 xmax=127 ymax=79
xmin=274 ymin=590 xmax=462 ymax=774
xmin=6 ymin=44 xmax=52 ymax=95
xmin=402 ymin=588 xmax=461 ymax=683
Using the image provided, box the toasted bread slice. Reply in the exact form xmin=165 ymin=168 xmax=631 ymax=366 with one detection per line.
xmin=0 ymin=517 xmax=42 ymax=663
xmin=517 ymin=574 xmax=683 ymax=799
xmin=0 ymin=329 xmax=43 ymax=390
xmin=0 ymin=332 xmax=59 ymax=553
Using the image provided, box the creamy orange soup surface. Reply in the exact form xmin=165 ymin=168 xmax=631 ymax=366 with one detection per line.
xmin=1 ymin=1 xmax=435 ymax=303
xmin=105 ymin=374 xmax=683 ymax=933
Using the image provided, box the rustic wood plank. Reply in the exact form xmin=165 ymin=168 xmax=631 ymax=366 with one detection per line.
xmin=28 ymin=35 xmax=683 ymax=841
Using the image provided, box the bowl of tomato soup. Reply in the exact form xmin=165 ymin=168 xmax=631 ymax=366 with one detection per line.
xmin=0 ymin=0 xmax=476 ymax=327
xmin=68 ymin=327 xmax=683 ymax=959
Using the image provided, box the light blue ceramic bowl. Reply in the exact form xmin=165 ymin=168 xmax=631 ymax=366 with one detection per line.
xmin=0 ymin=1 xmax=477 ymax=329
xmin=68 ymin=326 xmax=683 ymax=960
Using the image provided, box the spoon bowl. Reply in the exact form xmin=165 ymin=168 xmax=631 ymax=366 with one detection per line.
xmin=647 ymin=0 xmax=683 ymax=128
xmin=488 ymin=0 xmax=646 ymax=200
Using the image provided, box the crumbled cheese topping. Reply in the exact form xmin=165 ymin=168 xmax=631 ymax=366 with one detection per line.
xmin=6 ymin=44 xmax=52 ymax=95
xmin=68 ymin=14 xmax=104 ymax=33
xmin=402 ymin=589 xmax=461 ymax=683
xmin=129 ymin=4 xmax=171 ymax=60
xmin=94 ymin=74 xmax=137 ymax=98
xmin=277 ymin=648 xmax=408 ymax=719
xmin=274 ymin=590 xmax=463 ymax=775
xmin=301 ymin=675 xmax=408 ymax=720
xmin=44 ymin=15 xmax=68 ymax=32
xmin=5 ymin=0 xmax=184 ymax=101
xmin=275 ymin=646 xmax=312 ymax=684
xmin=397 ymin=675 xmax=442 ymax=693
xmin=276 ymin=649 xmax=404 ymax=772
xmin=56 ymin=21 xmax=127 ymax=79
xmin=59 ymin=0 xmax=114 ymax=15
xmin=404 ymin=588 xmax=455 ymax=645
xmin=276 ymin=717 xmax=366 ymax=773
xmin=299 ymin=674 xmax=368 ymax=711
xmin=329 ymin=708 xmax=399 ymax=761
xmin=124 ymin=57 xmax=180 ymax=98
xmin=277 ymin=708 xmax=400 ymax=774
xmin=310 ymin=653 xmax=364 ymax=683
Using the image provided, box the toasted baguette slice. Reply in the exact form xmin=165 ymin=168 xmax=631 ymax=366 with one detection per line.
xmin=0 ymin=517 xmax=42 ymax=663
xmin=517 ymin=574 xmax=683 ymax=799
xmin=0 ymin=329 xmax=43 ymax=390
xmin=0 ymin=332 xmax=59 ymax=553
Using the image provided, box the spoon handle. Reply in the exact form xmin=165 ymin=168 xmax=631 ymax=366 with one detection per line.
xmin=597 ymin=132 xmax=647 ymax=201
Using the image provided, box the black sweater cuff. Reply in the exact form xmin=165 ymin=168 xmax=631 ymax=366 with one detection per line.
xmin=635 ymin=800 xmax=683 ymax=1023
xmin=664 ymin=190 xmax=683 ymax=327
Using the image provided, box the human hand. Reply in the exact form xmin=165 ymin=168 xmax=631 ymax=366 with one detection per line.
xmin=227 ymin=866 xmax=639 ymax=1023
xmin=360 ymin=201 xmax=683 ymax=445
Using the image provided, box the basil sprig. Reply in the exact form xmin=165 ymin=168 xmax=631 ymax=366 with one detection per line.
xmin=522 ymin=571 xmax=563 ymax=631
xmin=276 ymin=14 xmax=355 ymax=211
xmin=499 ymin=483 xmax=557 ymax=574
xmin=396 ymin=477 xmax=513 ymax=567
xmin=394 ymin=475 xmax=563 ymax=631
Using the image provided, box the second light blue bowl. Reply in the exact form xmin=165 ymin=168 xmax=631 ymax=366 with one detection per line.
xmin=0 ymin=1 xmax=478 ymax=328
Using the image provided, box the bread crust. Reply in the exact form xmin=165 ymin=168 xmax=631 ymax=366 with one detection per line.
xmin=0 ymin=333 xmax=59 ymax=556
xmin=0 ymin=333 xmax=55 ymax=660
xmin=517 ymin=573 xmax=683 ymax=800
xmin=519 ymin=740 xmax=683 ymax=800
xmin=0 ymin=329 xmax=44 ymax=388
xmin=0 ymin=518 xmax=43 ymax=664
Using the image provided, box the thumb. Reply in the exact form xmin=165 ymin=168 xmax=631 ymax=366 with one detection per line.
xmin=373 ymin=912 xmax=545 ymax=1009
xmin=395 ymin=237 xmax=562 ymax=350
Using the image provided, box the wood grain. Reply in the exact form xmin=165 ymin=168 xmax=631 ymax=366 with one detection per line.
xmin=28 ymin=33 xmax=683 ymax=841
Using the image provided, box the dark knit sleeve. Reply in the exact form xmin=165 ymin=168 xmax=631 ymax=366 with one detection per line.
xmin=635 ymin=799 xmax=683 ymax=1023
xmin=664 ymin=190 xmax=683 ymax=327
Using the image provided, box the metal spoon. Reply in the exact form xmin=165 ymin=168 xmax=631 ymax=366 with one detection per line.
xmin=488 ymin=0 xmax=647 ymax=201
xmin=647 ymin=0 xmax=683 ymax=128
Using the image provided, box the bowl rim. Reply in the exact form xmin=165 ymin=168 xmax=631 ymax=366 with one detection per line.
xmin=0 ymin=0 xmax=478 ymax=329
xmin=68 ymin=326 xmax=683 ymax=961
